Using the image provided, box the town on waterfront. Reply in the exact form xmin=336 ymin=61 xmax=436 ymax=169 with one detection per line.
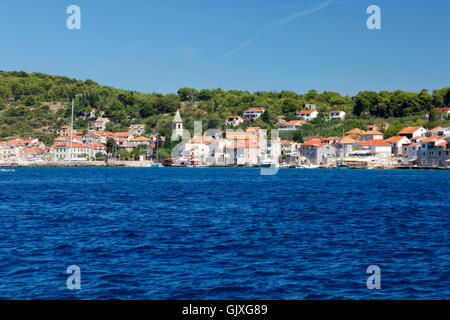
xmin=1 ymin=102 xmax=449 ymax=169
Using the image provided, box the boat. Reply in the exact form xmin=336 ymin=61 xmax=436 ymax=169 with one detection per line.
xmin=151 ymin=124 xmax=164 ymax=168
xmin=260 ymin=160 xmax=279 ymax=169
xmin=0 ymin=169 xmax=15 ymax=172
xmin=334 ymin=160 xmax=347 ymax=169
xmin=296 ymin=164 xmax=319 ymax=169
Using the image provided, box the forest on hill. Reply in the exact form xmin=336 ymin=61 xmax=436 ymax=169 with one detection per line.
xmin=0 ymin=70 xmax=449 ymax=146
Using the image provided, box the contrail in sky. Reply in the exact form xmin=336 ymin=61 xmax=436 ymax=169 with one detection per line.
xmin=269 ymin=0 xmax=334 ymax=27
xmin=225 ymin=0 xmax=335 ymax=56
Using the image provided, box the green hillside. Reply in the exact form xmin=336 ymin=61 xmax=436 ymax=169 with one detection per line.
xmin=0 ymin=70 xmax=449 ymax=146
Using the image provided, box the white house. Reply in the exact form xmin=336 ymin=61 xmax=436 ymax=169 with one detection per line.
xmin=51 ymin=142 xmax=90 ymax=161
xmin=297 ymin=110 xmax=318 ymax=121
xmin=94 ymin=118 xmax=110 ymax=131
xmin=179 ymin=136 xmax=215 ymax=165
xmin=243 ymin=108 xmax=265 ymax=120
xmin=233 ymin=140 xmax=260 ymax=165
xmin=338 ymin=136 xmax=355 ymax=158
xmin=328 ymin=110 xmax=346 ymax=121
xmin=384 ymin=136 xmax=410 ymax=157
xmin=226 ymin=116 xmax=244 ymax=127
xmin=278 ymin=120 xmax=305 ymax=131
xmin=360 ymin=130 xmax=384 ymax=141
xmin=89 ymin=143 xmax=107 ymax=159
xmin=435 ymin=107 xmax=450 ymax=121
xmin=398 ymin=126 xmax=426 ymax=139
xmin=354 ymin=140 xmax=392 ymax=157
xmin=402 ymin=142 xmax=421 ymax=166
xmin=129 ymin=124 xmax=146 ymax=137
xmin=426 ymin=126 xmax=450 ymax=137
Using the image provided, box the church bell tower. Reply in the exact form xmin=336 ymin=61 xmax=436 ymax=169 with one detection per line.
xmin=171 ymin=109 xmax=183 ymax=140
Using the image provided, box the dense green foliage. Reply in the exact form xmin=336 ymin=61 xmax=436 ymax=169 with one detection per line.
xmin=0 ymin=71 xmax=448 ymax=144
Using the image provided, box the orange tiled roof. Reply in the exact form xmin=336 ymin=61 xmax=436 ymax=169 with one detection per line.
xmin=24 ymin=147 xmax=44 ymax=153
xmin=94 ymin=131 xmax=113 ymax=136
xmin=361 ymin=130 xmax=383 ymax=135
xmin=428 ymin=127 xmax=442 ymax=132
xmin=282 ymin=120 xmax=304 ymax=126
xmin=341 ymin=136 xmax=355 ymax=144
xmin=132 ymin=136 xmax=151 ymax=142
xmin=346 ymin=128 xmax=364 ymax=134
xmin=53 ymin=142 xmax=89 ymax=148
xmin=299 ymin=110 xmax=316 ymax=114
xmin=398 ymin=126 xmax=422 ymax=134
xmin=358 ymin=140 xmax=391 ymax=146
xmin=301 ymin=139 xmax=322 ymax=146
xmin=384 ymin=136 xmax=406 ymax=143
xmin=189 ymin=136 xmax=214 ymax=144
xmin=247 ymin=107 xmax=264 ymax=112
xmin=421 ymin=137 xmax=440 ymax=143
xmin=246 ymin=127 xmax=261 ymax=132
xmin=113 ymin=132 xmax=132 ymax=137
xmin=90 ymin=144 xmax=106 ymax=149
xmin=7 ymin=140 xmax=26 ymax=146
xmin=314 ymin=143 xmax=327 ymax=149
xmin=228 ymin=140 xmax=260 ymax=149
xmin=409 ymin=142 xmax=421 ymax=147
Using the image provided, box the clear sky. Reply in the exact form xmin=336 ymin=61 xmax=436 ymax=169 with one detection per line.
xmin=0 ymin=0 xmax=448 ymax=95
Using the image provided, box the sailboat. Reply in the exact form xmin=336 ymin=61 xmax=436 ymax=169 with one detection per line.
xmin=151 ymin=125 xmax=163 ymax=168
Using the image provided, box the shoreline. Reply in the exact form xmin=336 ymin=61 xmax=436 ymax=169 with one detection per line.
xmin=0 ymin=161 xmax=449 ymax=170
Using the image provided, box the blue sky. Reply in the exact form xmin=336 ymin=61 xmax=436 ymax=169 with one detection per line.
xmin=0 ymin=0 xmax=448 ymax=95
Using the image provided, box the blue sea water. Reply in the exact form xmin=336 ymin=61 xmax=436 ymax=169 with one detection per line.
xmin=0 ymin=167 xmax=448 ymax=300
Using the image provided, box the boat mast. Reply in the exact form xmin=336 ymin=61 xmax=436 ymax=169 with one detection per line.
xmin=69 ymin=98 xmax=74 ymax=163
xmin=156 ymin=124 xmax=159 ymax=164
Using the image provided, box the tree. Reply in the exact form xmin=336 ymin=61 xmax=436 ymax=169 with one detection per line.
xmin=106 ymin=138 xmax=117 ymax=155
xmin=198 ymin=89 xmax=212 ymax=101
xmin=281 ymin=98 xmax=298 ymax=114
xmin=118 ymin=150 xmax=131 ymax=160
xmin=177 ymin=87 xmax=197 ymax=101
xmin=292 ymin=129 xmax=303 ymax=143
xmin=131 ymin=147 xmax=143 ymax=160
xmin=383 ymin=124 xmax=403 ymax=139
xmin=261 ymin=111 xmax=270 ymax=123
xmin=353 ymin=91 xmax=377 ymax=117
xmin=95 ymin=152 xmax=104 ymax=160
xmin=429 ymin=109 xmax=437 ymax=122
xmin=207 ymin=117 xmax=220 ymax=130
xmin=418 ymin=89 xmax=433 ymax=111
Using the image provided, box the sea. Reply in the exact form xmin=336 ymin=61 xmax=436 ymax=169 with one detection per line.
xmin=0 ymin=167 xmax=448 ymax=299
